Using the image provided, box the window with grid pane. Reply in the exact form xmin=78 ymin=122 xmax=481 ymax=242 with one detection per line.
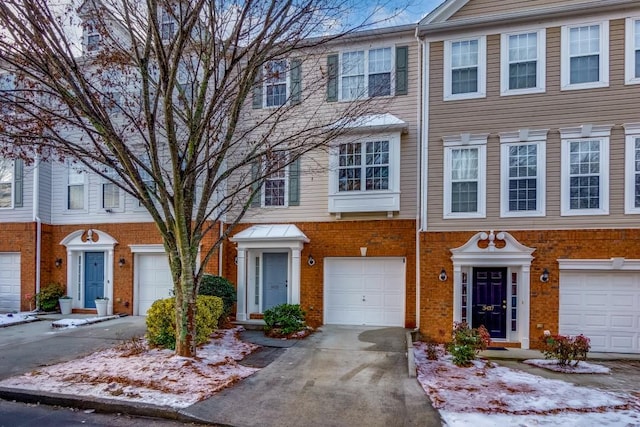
xmin=451 ymin=40 xmax=478 ymax=94
xmin=68 ymin=167 xmax=84 ymax=210
xmin=102 ymin=169 xmax=120 ymax=209
xmin=86 ymin=19 xmax=100 ymax=52
xmin=635 ymin=20 xmax=640 ymax=78
xmin=265 ymin=60 xmax=287 ymax=107
xmin=338 ymin=141 xmax=389 ymax=192
xmin=0 ymin=159 xmax=13 ymax=208
xmin=341 ymin=48 xmax=391 ymax=100
xmin=264 ymin=152 xmax=287 ymax=206
xmin=508 ymin=33 xmax=538 ymax=90
xmin=569 ymin=25 xmax=600 ymax=84
xmin=161 ymin=9 xmax=175 ymax=40
xmin=451 ymin=147 xmax=478 ymax=213
xmin=569 ymin=140 xmax=600 ymax=209
xmin=508 ymin=144 xmax=537 ymax=211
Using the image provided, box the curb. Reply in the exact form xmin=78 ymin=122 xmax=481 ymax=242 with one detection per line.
xmin=406 ymin=330 xmax=417 ymax=378
xmin=0 ymin=387 xmax=213 ymax=425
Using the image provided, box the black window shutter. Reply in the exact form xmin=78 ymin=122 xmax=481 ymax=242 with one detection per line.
xmin=395 ymin=46 xmax=408 ymax=96
xmin=290 ymin=59 xmax=302 ymax=105
xmin=326 ymin=54 xmax=338 ymax=102
xmin=250 ymin=161 xmax=261 ymax=207
xmin=288 ymin=157 xmax=300 ymax=206
xmin=252 ymin=67 xmax=263 ymax=109
xmin=14 ymin=159 xmax=23 ymax=208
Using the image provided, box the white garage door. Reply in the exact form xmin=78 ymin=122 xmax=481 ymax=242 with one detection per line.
xmin=0 ymin=253 xmax=20 ymax=313
xmin=137 ymin=253 xmax=173 ymax=315
xmin=324 ymin=257 xmax=405 ymax=327
xmin=560 ymin=272 xmax=640 ymax=353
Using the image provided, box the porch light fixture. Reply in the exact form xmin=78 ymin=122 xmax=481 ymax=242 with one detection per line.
xmin=234 ymin=256 xmax=238 ymax=265
xmin=438 ymin=268 xmax=447 ymax=282
xmin=540 ymin=268 xmax=550 ymax=283
xmin=55 ymin=258 xmax=63 ymax=268
xmin=307 ymin=254 xmax=316 ymax=266
xmin=118 ymin=257 xmax=126 ymax=267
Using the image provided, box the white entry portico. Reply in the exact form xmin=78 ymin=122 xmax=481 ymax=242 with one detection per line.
xmin=231 ymin=224 xmax=309 ymax=321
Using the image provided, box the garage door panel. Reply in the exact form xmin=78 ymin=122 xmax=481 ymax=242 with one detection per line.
xmin=137 ymin=253 xmax=172 ymax=315
xmin=560 ymin=271 xmax=640 ymax=353
xmin=324 ymin=258 xmax=405 ymax=327
xmin=0 ymin=253 xmax=20 ymax=312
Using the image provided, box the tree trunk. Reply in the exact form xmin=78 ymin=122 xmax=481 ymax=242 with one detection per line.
xmin=172 ymin=239 xmax=199 ymax=357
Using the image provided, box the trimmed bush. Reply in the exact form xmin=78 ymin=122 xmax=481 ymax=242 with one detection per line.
xmin=447 ymin=321 xmax=491 ymax=367
xmin=36 ymin=283 xmax=66 ymax=312
xmin=198 ymin=274 xmax=237 ymax=317
xmin=146 ymin=295 xmax=224 ymax=350
xmin=263 ymin=303 xmax=306 ymax=335
xmin=542 ymin=332 xmax=591 ymax=366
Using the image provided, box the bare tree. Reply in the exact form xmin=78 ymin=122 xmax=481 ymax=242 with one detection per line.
xmin=0 ymin=0 xmax=399 ymax=356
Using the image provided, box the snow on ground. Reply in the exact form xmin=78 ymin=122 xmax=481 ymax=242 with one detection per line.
xmin=51 ymin=316 xmax=119 ymax=328
xmin=0 ymin=328 xmax=260 ymax=408
xmin=413 ymin=342 xmax=640 ymax=427
xmin=524 ymin=358 xmax=611 ymax=374
xmin=0 ymin=312 xmax=37 ymax=327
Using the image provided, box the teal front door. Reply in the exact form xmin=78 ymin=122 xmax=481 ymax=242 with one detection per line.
xmin=84 ymin=252 xmax=105 ymax=308
xmin=263 ymin=253 xmax=288 ymax=311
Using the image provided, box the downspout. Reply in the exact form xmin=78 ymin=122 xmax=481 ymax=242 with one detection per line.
xmin=218 ymin=220 xmax=224 ymax=276
xmin=32 ymin=156 xmax=41 ymax=300
xmin=415 ymin=29 xmax=431 ymax=332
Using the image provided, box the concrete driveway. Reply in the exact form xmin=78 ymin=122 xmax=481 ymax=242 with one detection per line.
xmin=182 ymin=325 xmax=442 ymax=427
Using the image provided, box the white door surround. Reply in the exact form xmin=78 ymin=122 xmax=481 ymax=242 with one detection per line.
xmin=230 ymin=224 xmax=309 ymax=321
xmin=450 ymin=230 xmax=534 ymax=349
xmin=60 ymin=229 xmax=117 ymax=314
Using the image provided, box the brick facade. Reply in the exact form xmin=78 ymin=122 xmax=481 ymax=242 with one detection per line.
xmin=420 ymin=229 xmax=640 ymax=349
xmin=225 ymin=219 xmax=417 ymax=328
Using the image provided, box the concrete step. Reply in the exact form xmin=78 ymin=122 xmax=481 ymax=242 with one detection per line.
xmin=233 ymin=319 xmax=266 ymax=331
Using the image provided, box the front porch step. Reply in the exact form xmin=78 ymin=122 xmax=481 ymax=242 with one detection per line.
xmin=233 ymin=319 xmax=266 ymax=331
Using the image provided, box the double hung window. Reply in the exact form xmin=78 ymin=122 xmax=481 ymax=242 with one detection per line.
xmin=561 ymin=22 xmax=609 ymax=90
xmin=341 ymin=47 xmax=392 ymax=100
xmin=500 ymin=30 xmax=545 ymax=95
xmin=444 ymin=37 xmax=486 ymax=100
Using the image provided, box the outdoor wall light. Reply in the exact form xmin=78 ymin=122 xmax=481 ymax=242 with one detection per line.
xmin=234 ymin=256 xmax=238 ymax=265
xmin=307 ymin=254 xmax=316 ymax=266
xmin=118 ymin=257 xmax=126 ymax=267
xmin=540 ymin=268 xmax=550 ymax=283
xmin=438 ymin=268 xmax=447 ymax=282
xmin=55 ymin=258 xmax=63 ymax=268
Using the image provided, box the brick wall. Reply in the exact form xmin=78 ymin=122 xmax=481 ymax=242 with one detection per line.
xmin=420 ymin=229 xmax=640 ymax=348
xmin=224 ymin=219 xmax=417 ymax=328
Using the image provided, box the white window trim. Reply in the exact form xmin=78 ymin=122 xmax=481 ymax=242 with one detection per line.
xmin=337 ymin=46 xmax=395 ymax=102
xmin=500 ymin=29 xmax=546 ymax=96
xmin=499 ymin=129 xmax=547 ymax=217
xmin=328 ymin=132 xmax=401 ymax=214
xmin=624 ymin=123 xmax=640 ymax=214
xmin=101 ymin=175 xmax=124 ymax=213
xmin=66 ymin=166 xmax=88 ymax=213
xmin=625 ymin=17 xmax=640 ymax=85
xmin=84 ymin=19 xmax=101 ymax=54
xmin=263 ymin=60 xmax=290 ymax=108
xmin=444 ymin=36 xmax=486 ymax=101
xmin=443 ymin=133 xmax=488 ymax=219
xmin=262 ymin=154 xmax=289 ymax=208
xmin=560 ymin=21 xmax=609 ymax=91
xmin=560 ymin=125 xmax=611 ymax=216
xmin=0 ymin=159 xmax=14 ymax=210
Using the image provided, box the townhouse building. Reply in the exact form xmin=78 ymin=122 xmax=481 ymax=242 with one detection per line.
xmin=417 ymin=0 xmax=640 ymax=353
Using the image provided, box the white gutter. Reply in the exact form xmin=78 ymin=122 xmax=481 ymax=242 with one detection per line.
xmin=32 ymin=156 xmax=41 ymax=296
xmin=218 ymin=220 xmax=224 ymax=276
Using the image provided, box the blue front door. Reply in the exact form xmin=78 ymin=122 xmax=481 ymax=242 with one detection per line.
xmin=84 ymin=252 xmax=105 ymax=308
xmin=263 ymin=253 xmax=288 ymax=311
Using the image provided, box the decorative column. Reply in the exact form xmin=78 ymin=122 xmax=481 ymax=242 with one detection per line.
xmin=107 ymin=249 xmax=114 ymax=315
xmin=452 ymin=264 xmax=462 ymax=323
xmin=291 ymin=248 xmax=301 ymax=304
xmin=520 ymin=265 xmax=531 ymax=349
xmin=236 ymin=249 xmax=247 ymax=321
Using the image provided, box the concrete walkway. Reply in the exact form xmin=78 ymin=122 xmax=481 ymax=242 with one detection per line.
xmin=182 ymin=325 xmax=442 ymax=427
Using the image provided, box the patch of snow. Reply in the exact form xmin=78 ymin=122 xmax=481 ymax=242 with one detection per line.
xmin=0 ymin=312 xmax=37 ymax=326
xmin=0 ymin=328 xmax=260 ymax=409
xmin=413 ymin=342 xmax=640 ymax=427
xmin=51 ymin=316 xmax=119 ymax=328
xmin=524 ymin=358 xmax=611 ymax=374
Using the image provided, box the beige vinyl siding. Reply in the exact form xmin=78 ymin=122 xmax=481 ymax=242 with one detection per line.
xmin=427 ymin=18 xmax=640 ymax=231
xmin=244 ymin=34 xmax=420 ymax=224
xmin=450 ymin=0 xmax=593 ymax=21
